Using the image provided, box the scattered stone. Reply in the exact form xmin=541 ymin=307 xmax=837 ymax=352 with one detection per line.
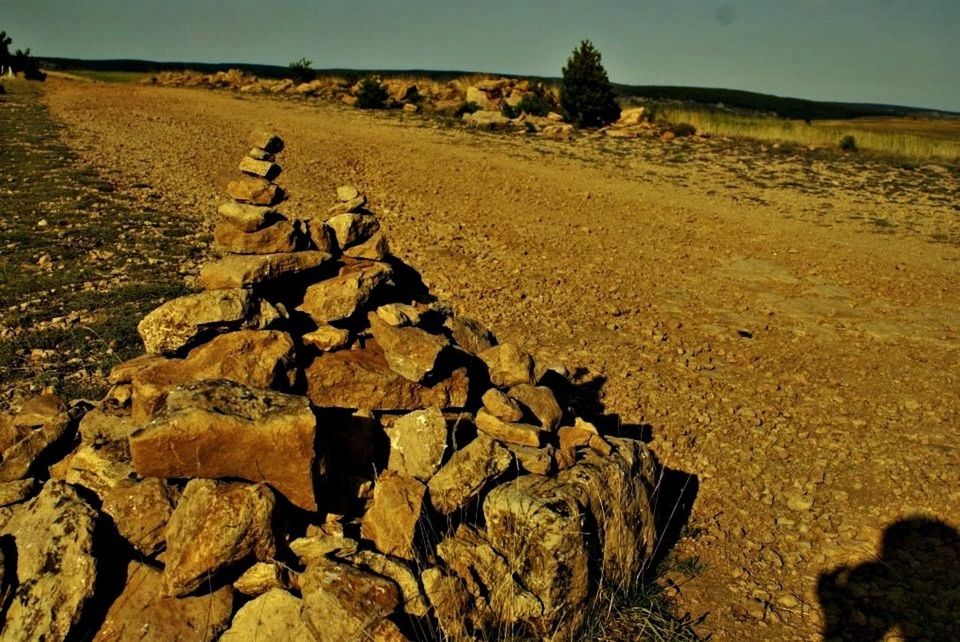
xmin=361 ymin=470 xmax=427 ymax=560
xmin=199 ymin=250 xmax=331 ymax=289
xmin=300 ymin=559 xmax=401 ymax=642
xmin=481 ymin=388 xmax=523 ymax=422
xmin=368 ymin=311 xmax=449 ymax=382
xmin=385 ymin=406 xmax=448 ymax=481
xmin=220 ymin=589 xmax=312 ymax=641
xmin=428 ymin=436 xmax=513 ymax=515
xmin=102 ymin=477 xmax=180 ymax=556
xmin=474 ymin=408 xmax=544 ymax=447
xmin=217 ymin=201 xmax=278 ymax=232
xmin=213 ymin=219 xmax=299 ymax=254
xmin=479 ymin=343 xmax=535 ymax=387
xmin=227 ymin=174 xmax=284 ymax=206
xmin=326 ymin=212 xmax=379 ymax=249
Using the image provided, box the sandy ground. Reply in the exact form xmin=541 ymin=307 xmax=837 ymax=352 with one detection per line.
xmin=42 ymin=78 xmax=960 ymax=640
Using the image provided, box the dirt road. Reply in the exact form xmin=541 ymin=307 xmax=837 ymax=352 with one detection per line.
xmin=43 ymin=79 xmax=960 ymax=640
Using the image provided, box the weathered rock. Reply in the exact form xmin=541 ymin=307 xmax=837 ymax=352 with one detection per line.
xmin=463 ymin=110 xmax=510 ymax=128
xmin=137 ymin=288 xmax=278 ymax=355
xmin=482 ymin=388 xmax=523 ymax=422
xmin=508 ymin=383 xmax=562 ymax=430
xmin=307 ymin=217 xmax=337 ymax=253
xmin=78 ymin=404 xmax=139 ymax=444
xmin=94 ymin=560 xmax=234 ymax=642
xmin=130 ymin=329 xmax=297 ymax=422
xmin=507 ymin=443 xmax=555 ymax=475
xmin=368 ymin=311 xmax=448 ymax=383
xmin=445 ymin=315 xmax=497 ymax=355
xmin=217 ymin=201 xmax=278 ymax=232
xmin=0 ymin=481 xmax=97 ymax=642
xmin=466 ymin=86 xmax=498 ymax=110
xmin=102 ymin=477 xmax=180 ymax=556
xmin=361 ymin=470 xmax=426 ymax=560
xmin=326 ymin=212 xmax=379 ymax=249
xmin=300 ymin=559 xmax=401 ymax=642
xmin=298 ymin=261 xmax=392 ymax=324
xmin=220 ymin=589 xmax=312 ymax=642
xmin=227 ymin=174 xmax=284 ymax=206
xmin=290 ymin=534 xmax=360 ymax=564
xmin=557 ymin=418 xmax=610 ymax=455
xmin=60 ymin=441 xmax=136 ymax=499
xmin=305 ymin=341 xmax=469 ymax=411
xmin=162 ymin=479 xmax=277 ymax=597
xmin=376 ymin=303 xmax=423 ymax=327
xmin=238 ymin=156 xmax=281 ymax=180
xmin=427 ymin=436 xmax=512 ymax=515
xmin=199 ymin=250 xmax=331 ymax=289
xmin=247 ymin=147 xmax=275 ymax=162
xmin=108 ymin=353 xmax=168 ymax=384
xmin=474 ymin=408 xmax=544 ymax=447
xmin=479 ymin=343 xmax=535 ymax=387
xmin=303 ymin=324 xmax=351 ymax=351
xmin=422 ymin=568 xmax=474 ymax=641
xmin=344 ymin=230 xmax=390 ymax=260
xmin=385 ymin=406 xmax=448 ymax=481
xmin=233 ymin=561 xmax=290 ymax=596
xmin=250 ymin=131 xmax=284 ymax=154
xmin=213 ymin=219 xmax=299 ymax=254
xmin=0 ymin=401 xmax=71 ymax=482
xmin=337 ymin=185 xmax=360 ymax=201
xmin=11 ymin=393 xmax=64 ymax=426
xmin=353 ymin=550 xmax=429 ymax=617
xmin=327 ymin=195 xmax=367 ymax=215
xmin=0 ymin=478 xmax=36 ymax=507
xmin=130 ymin=380 xmax=320 ymax=511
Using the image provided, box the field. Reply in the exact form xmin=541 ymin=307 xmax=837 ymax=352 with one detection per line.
xmin=3 ymin=76 xmax=959 ymax=640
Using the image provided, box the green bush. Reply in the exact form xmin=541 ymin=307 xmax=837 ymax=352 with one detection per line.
xmin=839 ymin=135 xmax=858 ymax=152
xmin=456 ymin=101 xmax=481 ymax=117
xmin=560 ymin=40 xmax=621 ymax=127
xmin=288 ymin=57 xmax=315 ymax=84
xmin=356 ymin=77 xmax=389 ymax=109
xmin=515 ymin=89 xmax=553 ymax=117
xmin=669 ymin=122 xmax=697 ymax=138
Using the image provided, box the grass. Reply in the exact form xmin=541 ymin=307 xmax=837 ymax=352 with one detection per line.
xmin=51 ymin=69 xmax=149 ymax=84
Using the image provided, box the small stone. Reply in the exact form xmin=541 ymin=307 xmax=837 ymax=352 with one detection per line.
xmin=479 ymin=343 xmax=535 ymax=387
xmin=247 ymin=147 xmax=275 ymax=162
xmin=227 ymin=174 xmax=284 ymax=206
xmin=508 ymin=383 xmax=562 ymax=430
xmin=303 ymin=325 xmax=351 ymax=351
xmin=475 ymin=408 xmax=544 ymax=447
xmin=376 ymin=303 xmax=422 ymax=327
xmin=326 ymin=212 xmax=379 ymax=249
xmin=218 ymin=201 xmax=278 ymax=232
xmin=290 ymin=535 xmax=359 ymax=564
xmin=445 ymin=315 xmax=497 ymax=355
xmin=238 ymin=156 xmax=281 ymax=181
xmin=233 ymin=562 xmax=290 ymax=597
xmin=784 ymin=490 xmax=814 ymax=512
xmin=385 ymin=406 xmax=448 ymax=481
xmin=327 ymin=195 xmax=367 ymax=215
xmin=199 ymin=250 xmax=331 ymax=289
xmin=482 ymin=388 xmax=523 ymax=422
xmin=361 ymin=470 xmax=427 ymax=560
xmin=250 ymin=131 xmax=284 ymax=154
xmin=428 ymin=436 xmax=513 ymax=515
xmin=337 ymin=185 xmax=360 ymax=201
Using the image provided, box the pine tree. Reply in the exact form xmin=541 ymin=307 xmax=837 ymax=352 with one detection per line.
xmin=560 ymin=40 xmax=621 ymax=128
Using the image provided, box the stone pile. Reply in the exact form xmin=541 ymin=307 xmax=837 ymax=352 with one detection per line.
xmin=0 ymin=132 xmax=660 ymax=641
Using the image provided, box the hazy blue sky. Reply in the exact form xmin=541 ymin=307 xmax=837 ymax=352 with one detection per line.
xmin=4 ymin=0 xmax=959 ymax=110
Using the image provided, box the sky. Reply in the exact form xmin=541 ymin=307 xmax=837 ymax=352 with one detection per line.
xmin=3 ymin=0 xmax=959 ymax=111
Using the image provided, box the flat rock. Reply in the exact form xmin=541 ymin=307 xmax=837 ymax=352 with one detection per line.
xmin=217 ymin=201 xmax=278 ymax=232
xmin=305 ymin=340 xmax=469 ymax=411
xmin=479 ymin=343 xmax=535 ymax=387
xmin=376 ymin=303 xmax=423 ymax=327
xmin=427 ymin=436 xmax=512 ymax=515
xmin=233 ymin=561 xmax=289 ymax=597
xmin=445 ymin=315 xmax=497 ymax=355
xmin=368 ymin=311 xmax=449 ymax=383
xmin=303 ymin=324 xmax=351 ymax=351
xmin=130 ymin=380 xmax=320 ymax=511
xmin=247 ymin=147 xmax=275 ymax=161
xmin=0 ymin=481 xmax=98 ymax=642
xmin=94 ymin=560 xmax=234 ymax=642
xmin=337 ymin=185 xmax=360 ymax=201
xmin=482 ymin=388 xmax=523 ymax=422
xmin=344 ymin=230 xmax=389 ymax=260
xmin=137 ymin=288 xmax=279 ymax=355
xmin=221 ymin=589 xmax=312 ymax=642
xmin=162 ymin=479 xmax=277 ymax=597
xmin=352 ymin=550 xmax=429 ymax=617
xmin=227 ymin=174 xmax=284 ymax=206
xmin=238 ymin=156 xmax=281 ymax=180
xmin=297 ymin=261 xmax=392 ymax=324
xmin=475 ymin=408 xmax=544 ymax=447
xmin=213 ymin=219 xmax=299 ymax=254
xmin=508 ymin=383 xmax=562 ymax=430
xmin=326 ymin=195 xmax=367 ymax=215
xmin=0 ymin=401 xmax=71 ymax=482
xmin=0 ymin=478 xmax=36 ymax=507
xmin=300 ymin=559 xmax=400 ymax=642
xmin=360 ymin=470 xmax=426 ymax=560
xmin=199 ymin=251 xmax=331 ymax=289
xmin=102 ymin=477 xmax=180 ymax=556
xmin=385 ymin=406 xmax=448 ymax=481
xmin=250 ymin=131 xmax=284 ymax=153
xmin=326 ymin=212 xmax=379 ymax=248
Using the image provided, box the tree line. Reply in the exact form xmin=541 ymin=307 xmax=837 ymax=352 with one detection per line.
xmin=0 ymin=30 xmax=46 ymax=81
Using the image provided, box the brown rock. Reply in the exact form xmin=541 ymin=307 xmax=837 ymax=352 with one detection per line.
xmin=479 ymin=343 xmax=535 ymax=387
xmin=474 ymin=408 xmax=544 ymax=447
xmin=445 ymin=315 xmax=497 ymax=355
xmin=298 ymin=261 xmax=392 ymax=324
xmin=352 ymin=550 xmax=429 ymax=617
xmin=94 ymin=560 xmax=234 ymax=642
xmin=376 ymin=303 xmax=422 ymax=327
xmin=227 ymin=174 xmax=284 ymax=206
xmin=290 ymin=535 xmax=360 ymax=564
xmin=557 ymin=418 xmax=607 ymax=453
xmin=78 ymin=404 xmax=138 ymax=444
xmin=247 ymin=147 xmax=275 ymax=162
xmin=59 ymin=441 xmax=136 ymax=500
xmin=368 ymin=311 xmax=448 ymax=382
xmin=306 ymin=217 xmax=337 ymax=254
xmin=108 ymin=353 xmax=168 ymax=384
xmin=220 ymin=589 xmax=312 ymax=642
xmin=0 ymin=478 xmax=37 ymax=507
xmin=233 ymin=562 xmax=290 ymax=597
xmin=12 ymin=393 xmax=64 ymax=426
xmin=421 ymin=568 xmax=474 ymax=640
xmin=102 ymin=478 xmax=180 ymax=556
xmin=337 ymin=185 xmax=360 ymax=201
xmin=162 ymin=479 xmax=277 ymax=597
xmin=199 ymin=250 xmax=331 ymax=289
xmin=250 ymin=131 xmax=284 ymax=154
xmin=385 ymin=406 xmax=448 ymax=481
xmin=0 ymin=401 xmax=71 ymax=482
xmin=507 ymin=443 xmax=555 ymax=475
xmin=361 ymin=470 xmax=426 ymax=560
xmin=238 ymin=156 xmax=281 ymax=180
xmin=481 ymin=388 xmax=523 ymax=422
xmin=427 ymin=436 xmax=512 ymax=515
xmin=303 ymin=324 xmax=351 ymax=351
xmin=326 ymin=212 xmax=379 ymax=248
xmin=218 ymin=201 xmax=278 ymax=232
xmin=213 ymin=219 xmax=299 ymax=254
xmin=327 ymin=195 xmax=367 ymax=215
xmin=508 ymin=383 xmax=562 ymax=430
xmin=305 ymin=340 xmax=469 ymax=411
xmin=130 ymin=380 xmax=320 ymax=511
xmin=344 ymin=230 xmax=390 ymax=260
xmin=300 ymin=559 xmax=401 ymax=642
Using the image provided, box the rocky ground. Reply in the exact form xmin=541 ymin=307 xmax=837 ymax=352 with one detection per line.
xmin=4 ymin=77 xmax=959 ymax=639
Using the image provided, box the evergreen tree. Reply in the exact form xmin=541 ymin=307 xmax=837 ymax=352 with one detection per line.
xmin=0 ymin=32 xmax=12 ymax=77
xmin=356 ymin=76 xmax=388 ymax=109
xmin=560 ymin=40 xmax=621 ymax=127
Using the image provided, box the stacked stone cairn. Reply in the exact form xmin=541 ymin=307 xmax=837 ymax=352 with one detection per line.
xmin=0 ymin=132 xmax=660 ymax=641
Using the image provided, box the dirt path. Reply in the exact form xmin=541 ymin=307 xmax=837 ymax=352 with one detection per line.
xmin=43 ymin=79 xmax=960 ymax=640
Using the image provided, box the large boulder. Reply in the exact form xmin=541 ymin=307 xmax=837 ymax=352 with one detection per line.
xmin=199 ymin=250 xmax=332 ymax=289
xmin=130 ymin=380 xmax=320 ymax=511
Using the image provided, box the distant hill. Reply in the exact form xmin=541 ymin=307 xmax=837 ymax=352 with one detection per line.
xmin=39 ymin=56 xmax=960 ymax=122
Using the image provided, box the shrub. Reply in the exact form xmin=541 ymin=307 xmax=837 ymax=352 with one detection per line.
xmin=288 ymin=57 xmax=315 ymax=84
xmin=356 ymin=77 xmax=389 ymax=109
xmin=669 ymin=122 xmax=698 ymax=138
xmin=456 ymin=101 xmax=481 ymax=117
xmin=839 ymin=135 xmax=858 ymax=152
xmin=560 ymin=40 xmax=621 ymax=127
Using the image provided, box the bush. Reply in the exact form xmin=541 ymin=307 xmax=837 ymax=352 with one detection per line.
xmin=560 ymin=40 xmax=621 ymax=127
xmin=669 ymin=122 xmax=697 ymax=138
xmin=456 ymin=101 xmax=481 ymax=117
xmin=356 ymin=77 xmax=389 ymax=109
xmin=288 ymin=57 xmax=315 ymax=84
xmin=839 ymin=135 xmax=858 ymax=152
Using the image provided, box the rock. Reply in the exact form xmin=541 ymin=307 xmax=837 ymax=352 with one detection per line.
xmin=0 ymin=478 xmax=36 ymax=507
xmin=422 ymin=568 xmax=474 ymax=640
xmin=78 ymin=404 xmax=138 ymax=444
xmin=327 ymin=195 xmax=367 ymax=215
xmin=250 ymin=131 xmax=284 ymax=154
xmin=481 ymin=388 xmax=523 ymax=422
xmin=59 ymin=441 xmax=136 ymax=499
xmin=541 ymin=124 xmax=574 ymax=140
xmin=0 ymin=481 xmax=98 ymax=642
xmin=130 ymin=380 xmax=320 ymax=511
xmin=376 ymin=303 xmax=422 ymax=327
xmin=102 ymin=478 xmax=180 ymax=556
xmin=305 ymin=341 xmax=470 ymax=411
xmin=337 ymin=185 xmax=360 ymax=201
xmin=445 ymin=315 xmax=497 ymax=355
xmin=233 ymin=562 xmax=290 ymax=596
xmin=326 ymin=213 xmax=379 ymax=249
xmin=12 ymin=393 xmax=64 ymax=426
xmin=220 ymin=589 xmax=312 ymax=641
xmin=217 ymin=201 xmax=279 ymax=232
xmin=108 ymin=353 xmax=168 ymax=384
xmin=344 ymin=230 xmax=390 ymax=260
xmin=130 ymin=329 xmax=297 ymax=422
xmin=361 ymin=471 xmax=426 ymax=560
xmin=463 ymin=110 xmax=510 ymax=128
xmin=137 ymin=288 xmax=278 ymax=355
xmin=385 ymin=406 xmax=448 ymax=481
xmin=300 ymin=559 xmax=401 ymax=642
xmin=307 ymin=217 xmax=337 ymax=253
xmin=213 ymin=219 xmax=300 ymax=254
xmin=466 ymin=86 xmax=498 ymax=110
xmin=238 ymin=156 xmax=281 ymax=181
xmin=303 ymin=324 xmax=351 ymax=351
xmin=474 ymin=408 xmax=544 ymax=447
xmin=227 ymin=174 xmax=284 ymax=206
xmin=661 ymin=130 xmax=676 ymax=142
xmin=0 ymin=401 xmax=71 ymax=482
xmin=506 ymin=443 xmax=555 ymax=475
xmin=290 ymin=534 xmax=360 ymax=564
xmin=162 ymin=479 xmax=277 ymax=597
xmin=479 ymin=343 xmax=535 ymax=387
xmin=427 ymin=436 xmax=512 ymax=515
xmin=558 ymin=418 xmax=612 ymax=455
xmin=352 ymin=550 xmax=429 ymax=617
xmin=298 ymin=261 xmax=392 ymax=324
xmin=617 ymin=107 xmax=646 ymax=126
xmin=368 ymin=311 xmax=449 ymax=382
xmin=784 ymin=490 xmax=814 ymax=512
xmin=94 ymin=560 xmax=234 ymax=642
xmin=247 ymin=147 xmax=275 ymax=161
xmin=199 ymin=250 xmax=331 ymax=289
xmin=507 ymin=384 xmax=562 ymax=430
